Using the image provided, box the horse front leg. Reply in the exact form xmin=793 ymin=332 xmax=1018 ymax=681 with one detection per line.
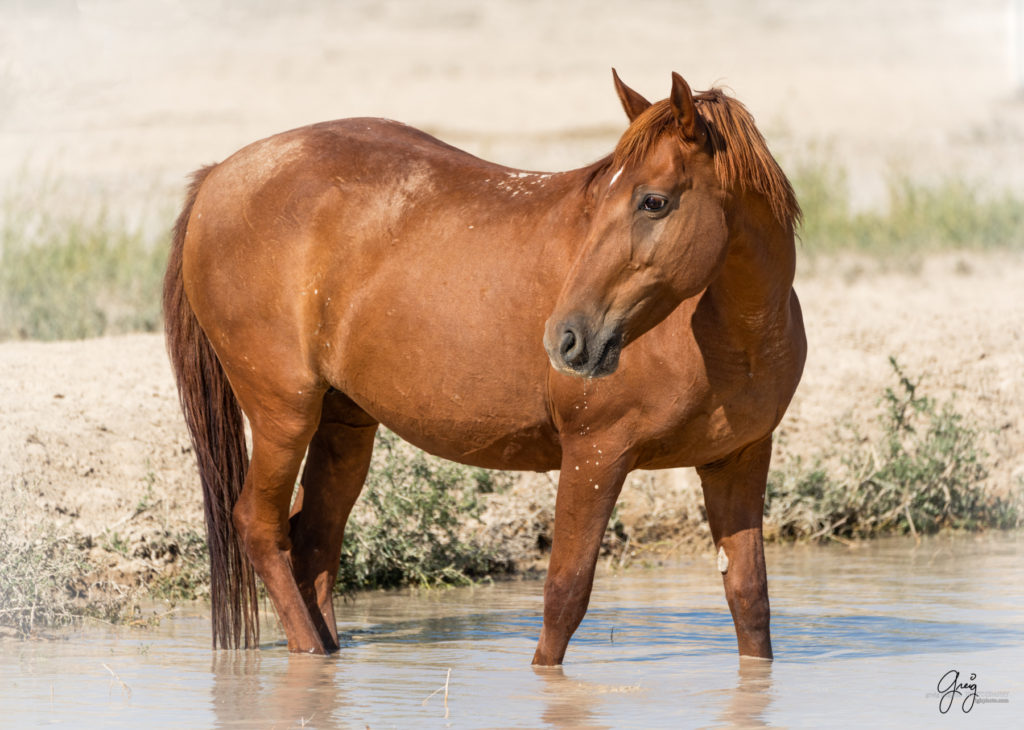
xmin=532 ymin=445 xmax=632 ymax=666
xmin=697 ymin=437 xmax=774 ymax=659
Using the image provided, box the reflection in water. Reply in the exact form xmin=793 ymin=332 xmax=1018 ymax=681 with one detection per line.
xmin=716 ymin=658 xmax=773 ymax=729
xmin=1 ymin=533 xmax=1021 ymax=728
xmin=531 ymin=649 xmax=774 ymax=729
xmin=534 ymin=666 xmax=605 ymax=729
xmin=211 ymin=651 xmax=345 ymax=729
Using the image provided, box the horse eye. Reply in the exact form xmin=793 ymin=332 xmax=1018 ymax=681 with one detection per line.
xmin=640 ymin=194 xmax=668 ymax=212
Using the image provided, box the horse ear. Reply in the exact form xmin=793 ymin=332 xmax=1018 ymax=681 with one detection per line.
xmin=669 ymin=72 xmax=699 ymax=140
xmin=612 ymin=68 xmax=651 ymax=122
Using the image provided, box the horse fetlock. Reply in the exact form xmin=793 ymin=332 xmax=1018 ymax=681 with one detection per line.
xmin=532 ymin=627 xmax=570 ymax=666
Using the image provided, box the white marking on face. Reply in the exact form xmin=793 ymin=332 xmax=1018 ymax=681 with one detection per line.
xmin=609 ymin=166 xmax=624 ymax=188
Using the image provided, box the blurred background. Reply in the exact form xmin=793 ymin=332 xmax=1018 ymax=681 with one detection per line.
xmin=3 ymin=0 xmax=1023 ymax=209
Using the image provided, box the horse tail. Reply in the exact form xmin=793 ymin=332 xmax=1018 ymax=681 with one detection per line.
xmin=163 ymin=165 xmax=260 ymax=650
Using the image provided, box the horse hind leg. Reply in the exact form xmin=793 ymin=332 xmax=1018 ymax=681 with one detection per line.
xmin=289 ymin=390 xmax=378 ymax=651
xmin=231 ymin=384 xmax=330 ymax=654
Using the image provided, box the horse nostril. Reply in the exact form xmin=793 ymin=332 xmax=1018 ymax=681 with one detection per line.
xmin=560 ymin=329 xmax=576 ymax=356
xmin=559 ymin=326 xmax=586 ymax=367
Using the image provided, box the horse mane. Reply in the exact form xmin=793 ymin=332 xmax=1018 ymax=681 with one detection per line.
xmin=607 ymin=88 xmax=802 ymax=229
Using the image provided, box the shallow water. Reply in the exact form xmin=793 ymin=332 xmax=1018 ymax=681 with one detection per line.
xmin=3 ymin=533 xmax=1022 ymax=728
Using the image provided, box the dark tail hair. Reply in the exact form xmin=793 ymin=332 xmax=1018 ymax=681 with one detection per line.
xmin=163 ymin=165 xmax=259 ymax=649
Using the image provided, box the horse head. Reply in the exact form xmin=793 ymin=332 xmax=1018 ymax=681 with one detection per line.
xmin=544 ymin=71 xmax=729 ymax=378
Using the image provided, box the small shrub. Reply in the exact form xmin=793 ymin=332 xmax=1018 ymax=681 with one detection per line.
xmin=149 ymin=529 xmax=210 ymax=602
xmin=0 ymin=526 xmax=83 ymax=635
xmin=0 ymin=486 xmax=131 ymax=636
xmin=336 ymin=429 xmax=515 ymax=592
xmin=766 ymin=358 xmax=1021 ymax=540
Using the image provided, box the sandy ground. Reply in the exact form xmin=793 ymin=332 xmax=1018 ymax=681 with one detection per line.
xmin=2 ymin=0 xmax=1023 ymax=589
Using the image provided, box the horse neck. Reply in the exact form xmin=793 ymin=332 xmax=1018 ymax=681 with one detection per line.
xmin=706 ymin=191 xmax=797 ymax=335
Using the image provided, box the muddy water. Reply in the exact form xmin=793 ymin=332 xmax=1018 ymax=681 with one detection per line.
xmin=3 ymin=533 xmax=1022 ymax=728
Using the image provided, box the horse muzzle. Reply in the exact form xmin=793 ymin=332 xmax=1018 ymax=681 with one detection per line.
xmin=544 ymin=316 xmax=623 ymax=378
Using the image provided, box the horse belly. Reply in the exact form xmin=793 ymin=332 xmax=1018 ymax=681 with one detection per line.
xmin=330 ymin=353 xmax=562 ymax=471
xmin=316 ymin=258 xmax=563 ymax=472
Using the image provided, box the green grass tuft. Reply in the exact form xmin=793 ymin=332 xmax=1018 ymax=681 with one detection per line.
xmin=792 ymin=159 xmax=1024 ymax=255
xmin=0 ymin=182 xmax=168 ymax=341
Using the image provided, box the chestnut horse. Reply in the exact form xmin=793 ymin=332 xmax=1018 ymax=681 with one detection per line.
xmin=164 ymin=71 xmax=805 ymax=664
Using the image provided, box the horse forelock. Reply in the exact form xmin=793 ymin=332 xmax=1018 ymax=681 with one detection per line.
xmin=609 ymin=89 xmax=801 ymax=229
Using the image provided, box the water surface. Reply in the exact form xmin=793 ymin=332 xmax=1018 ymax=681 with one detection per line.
xmin=3 ymin=533 xmax=1021 ymax=728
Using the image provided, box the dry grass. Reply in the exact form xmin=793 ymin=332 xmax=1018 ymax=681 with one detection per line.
xmin=0 ymin=483 xmax=135 ymax=637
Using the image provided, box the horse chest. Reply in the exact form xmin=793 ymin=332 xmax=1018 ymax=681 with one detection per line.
xmin=619 ymin=332 xmax=801 ymax=469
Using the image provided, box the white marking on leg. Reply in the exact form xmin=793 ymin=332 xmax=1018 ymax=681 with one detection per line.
xmin=717 ymin=546 xmax=729 ymax=574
